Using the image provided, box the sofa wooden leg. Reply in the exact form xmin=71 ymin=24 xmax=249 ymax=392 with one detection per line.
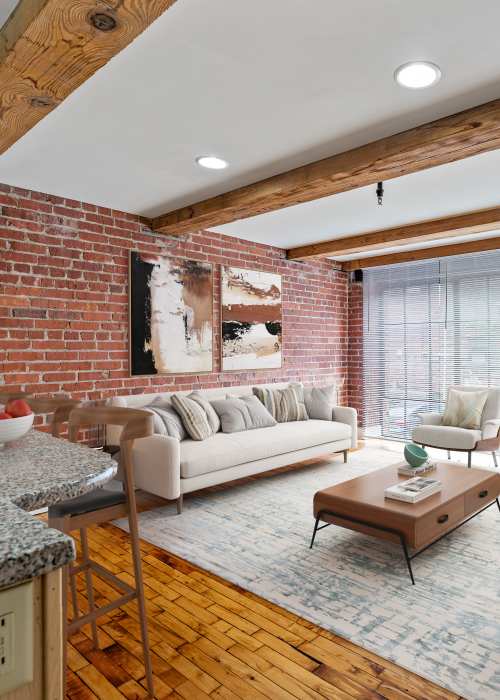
xmin=343 ymin=450 xmax=348 ymax=463
xmin=447 ymin=450 xmax=451 ymax=460
xmin=493 ymin=452 xmax=498 ymax=469
xmin=176 ymin=494 xmax=183 ymax=514
xmin=467 ymin=452 xmax=472 ymax=469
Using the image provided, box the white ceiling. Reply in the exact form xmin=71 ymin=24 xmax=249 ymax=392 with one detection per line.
xmin=214 ymin=148 xmax=500 ymax=250
xmin=2 ymin=0 xmax=500 ymax=252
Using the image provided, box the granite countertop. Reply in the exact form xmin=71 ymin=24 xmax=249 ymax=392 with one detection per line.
xmin=0 ymin=430 xmax=117 ymax=588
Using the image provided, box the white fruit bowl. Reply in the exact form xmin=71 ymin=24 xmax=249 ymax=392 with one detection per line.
xmin=0 ymin=413 xmax=34 ymax=446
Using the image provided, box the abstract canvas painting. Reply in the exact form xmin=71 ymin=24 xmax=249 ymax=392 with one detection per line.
xmin=221 ymin=266 xmax=282 ymax=370
xmin=130 ymin=251 xmax=213 ymax=375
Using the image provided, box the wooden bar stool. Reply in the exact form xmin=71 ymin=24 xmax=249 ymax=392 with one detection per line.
xmin=47 ymin=406 xmax=155 ymax=698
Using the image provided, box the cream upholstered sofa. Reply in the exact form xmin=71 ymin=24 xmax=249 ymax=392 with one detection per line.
xmin=106 ymin=383 xmax=357 ymax=512
xmin=412 ymin=385 xmax=500 ymax=469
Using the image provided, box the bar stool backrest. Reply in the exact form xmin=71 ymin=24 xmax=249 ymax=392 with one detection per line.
xmin=29 ymin=397 xmax=81 ymax=437
xmin=68 ymin=406 xmax=154 ymax=492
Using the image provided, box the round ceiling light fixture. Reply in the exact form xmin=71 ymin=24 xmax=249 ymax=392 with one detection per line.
xmin=394 ymin=61 xmax=441 ymax=89
xmin=196 ymin=155 xmax=228 ymax=170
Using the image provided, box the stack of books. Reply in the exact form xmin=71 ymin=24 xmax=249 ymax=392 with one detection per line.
xmin=397 ymin=461 xmax=437 ymax=477
xmin=385 ymin=476 xmax=442 ymax=503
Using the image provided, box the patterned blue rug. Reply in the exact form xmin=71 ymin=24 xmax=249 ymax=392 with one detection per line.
xmin=119 ymin=442 xmax=500 ymax=700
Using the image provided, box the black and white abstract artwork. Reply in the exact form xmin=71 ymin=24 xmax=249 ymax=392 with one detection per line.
xmin=130 ymin=251 xmax=213 ymax=375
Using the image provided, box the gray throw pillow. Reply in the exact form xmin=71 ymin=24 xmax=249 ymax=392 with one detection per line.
xmin=210 ymin=395 xmax=277 ymax=433
xmin=291 ymin=383 xmax=336 ymax=421
xmin=188 ymin=390 xmax=221 ymax=433
xmin=141 ymin=406 xmax=167 ymax=436
xmin=144 ymin=399 xmax=187 ymax=440
xmin=171 ymin=394 xmax=213 ymax=441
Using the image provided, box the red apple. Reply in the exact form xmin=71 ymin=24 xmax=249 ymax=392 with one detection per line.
xmin=5 ymin=399 xmax=32 ymax=418
xmin=0 ymin=411 xmax=12 ymax=420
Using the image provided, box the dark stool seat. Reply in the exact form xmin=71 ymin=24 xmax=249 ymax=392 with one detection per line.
xmin=48 ymin=489 xmax=125 ymax=518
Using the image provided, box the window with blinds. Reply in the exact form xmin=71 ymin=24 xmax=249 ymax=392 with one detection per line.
xmin=362 ymin=250 xmax=500 ymax=440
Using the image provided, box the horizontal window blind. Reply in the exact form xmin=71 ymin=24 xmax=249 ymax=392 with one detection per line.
xmin=363 ymin=250 xmax=500 ymax=440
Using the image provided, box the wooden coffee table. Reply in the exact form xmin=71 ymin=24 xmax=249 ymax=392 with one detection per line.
xmin=310 ymin=463 xmax=500 ymax=584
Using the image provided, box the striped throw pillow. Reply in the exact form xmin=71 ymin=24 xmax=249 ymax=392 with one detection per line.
xmin=252 ymin=385 xmax=308 ymax=423
xmin=171 ymin=394 xmax=213 ymax=440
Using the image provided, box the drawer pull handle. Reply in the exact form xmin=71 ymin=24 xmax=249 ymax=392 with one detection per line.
xmin=479 ymin=490 xmax=488 ymax=498
xmin=437 ymin=514 xmax=449 ymax=524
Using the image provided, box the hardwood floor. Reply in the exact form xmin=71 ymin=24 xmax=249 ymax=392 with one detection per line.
xmin=65 ymin=519 xmax=463 ymax=700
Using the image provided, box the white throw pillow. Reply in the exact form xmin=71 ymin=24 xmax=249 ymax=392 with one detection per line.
xmin=442 ymin=389 xmax=489 ymax=430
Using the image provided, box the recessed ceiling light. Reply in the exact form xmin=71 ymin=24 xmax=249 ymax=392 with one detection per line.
xmin=196 ymin=155 xmax=228 ymax=170
xmin=394 ymin=61 xmax=441 ymax=89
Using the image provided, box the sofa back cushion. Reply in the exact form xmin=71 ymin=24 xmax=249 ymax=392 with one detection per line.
xmin=171 ymin=394 xmax=213 ymax=440
xmin=252 ymin=385 xmax=308 ymax=423
xmin=211 ymin=395 xmax=277 ymax=433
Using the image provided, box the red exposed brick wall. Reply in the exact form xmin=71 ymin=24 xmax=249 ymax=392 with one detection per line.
xmin=0 ymin=183 xmax=350 ymax=409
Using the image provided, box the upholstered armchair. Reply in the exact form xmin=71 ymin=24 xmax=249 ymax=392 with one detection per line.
xmin=412 ymin=385 xmax=500 ymax=468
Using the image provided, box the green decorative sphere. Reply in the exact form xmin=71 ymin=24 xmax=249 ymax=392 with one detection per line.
xmin=404 ymin=443 xmax=428 ymax=468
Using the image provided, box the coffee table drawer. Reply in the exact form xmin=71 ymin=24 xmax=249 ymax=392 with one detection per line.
xmin=464 ymin=476 xmax=500 ymax=515
xmin=415 ymin=496 xmax=465 ymax=548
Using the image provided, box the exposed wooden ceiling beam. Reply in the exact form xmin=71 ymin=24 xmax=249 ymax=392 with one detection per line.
xmin=341 ymin=236 xmax=500 ymax=270
xmin=153 ymin=97 xmax=500 ymax=236
xmin=287 ymin=206 xmax=500 ymax=260
xmin=0 ymin=0 xmax=177 ymax=155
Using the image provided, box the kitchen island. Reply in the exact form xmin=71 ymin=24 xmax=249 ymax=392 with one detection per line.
xmin=0 ymin=430 xmax=116 ymax=700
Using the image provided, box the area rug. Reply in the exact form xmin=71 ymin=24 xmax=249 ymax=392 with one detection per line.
xmin=116 ymin=442 xmax=500 ymax=700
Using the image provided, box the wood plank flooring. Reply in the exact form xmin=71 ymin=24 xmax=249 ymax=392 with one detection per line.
xmin=65 ymin=520 xmax=463 ymax=700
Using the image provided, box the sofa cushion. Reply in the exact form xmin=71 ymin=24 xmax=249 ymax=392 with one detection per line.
xmin=211 ymin=395 xmax=277 ymax=433
xmin=171 ymin=394 xmax=212 ymax=441
xmin=179 ymin=419 xmax=351 ymax=478
xmin=412 ymin=424 xmax=482 ymax=450
xmin=252 ymin=385 xmax=308 ymax=422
